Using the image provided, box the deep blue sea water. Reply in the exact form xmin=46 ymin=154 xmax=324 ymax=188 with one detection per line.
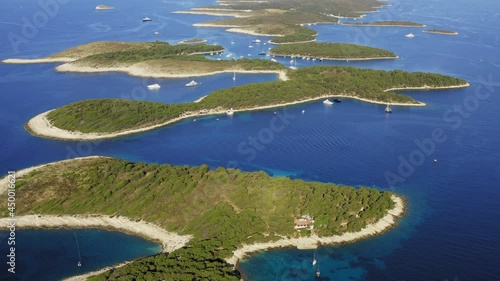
xmin=0 ymin=229 xmax=161 ymax=281
xmin=0 ymin=0 xmax=499 ymax=280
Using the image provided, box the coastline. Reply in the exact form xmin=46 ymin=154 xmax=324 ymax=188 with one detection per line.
xmin=340 ymin=23 xmax=426 ymax=28
xmin=26 ymin=92 xmax=428 ymax=141
xmin=177 ymin=39 xmax=208 ymax=44
xmin=423 ymin=30 xmax=458 ymax=35
xmin=384 ymin=83 xmax=470 ymax=92
xmin=0 ymin=156 xmax=108 ymax=195
xmin=2 ymin=57 xmax=75 ymax=64
xmin=226 ymin=195 xmax=405 ymax=265
xmin=225 ymin=27 xmax=284 ymax=37
xmin=270 ymin=53 xmax=399 ymax=61
xmin=0 ymin=215 xmax=191 ymax=253
xmin=54 ymin=63 xmax=287 ymax=80
xmin=269 ymin=39 xmax=317 ymax=45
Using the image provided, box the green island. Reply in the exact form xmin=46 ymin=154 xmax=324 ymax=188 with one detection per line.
xmin=341 ymin=21 xmax=426 ymax=27
xmin=4 ymin=41 xmax=289 ymax=77
xmin=177 ymin=38 xmax=208 ymax=44
xmin=423 ymin=29 xmax=459 ymax=35
xmin=181 ymin=0 xmax=384 ymax=44
xmin=269 ymin=42 xmax=398 ymax=60
xmin=0 ymin=157 xmax=398 ymax=280
xmin=34 ymin=66 xmax=468 ymax=137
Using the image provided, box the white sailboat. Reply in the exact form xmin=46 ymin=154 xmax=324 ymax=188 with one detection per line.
xmin=227 ymin=108 xmax=234 ymax=115
xmin=312 ymin=252 xmax=317 ymax=266
xmin=185 ymin=80 xmax=198 ymax=87
xmin=142 ymin=17 xmax=152 ymax=22
xmin=147 ymin=83 xmax=161 ymax=90
xmin=405 ymin=33 xmax=415 ymax=38
xmin=323 ymin=99 xmax=334 ymax=105
xmin=232 ymin=71 xmax=236 ymax=81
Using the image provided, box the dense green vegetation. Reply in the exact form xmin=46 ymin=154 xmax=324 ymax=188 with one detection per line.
xmin=342 ymin=21 xmax=425 ymax=27
xmin=270 ymin=42 xmax=397 ymax=59
xmin=42 ymin=66 xmax=467 ymax=134
xmin=88 ymin=240 xmax=239 ymax=281
xmin=5 ymin=158 xmax=395 ymax=243
xmin=80 ymin=41 xmax=223 ymax=63
xmin=270 ymin=26 xmax=318 ymax=44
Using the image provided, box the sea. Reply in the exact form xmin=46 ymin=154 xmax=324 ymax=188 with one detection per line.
xmin=0 ymin=0 xmax=499 ymax=280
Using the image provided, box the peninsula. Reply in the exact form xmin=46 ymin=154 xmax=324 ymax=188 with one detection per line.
xmin=25 ymin=66 xmax=469 ymax=140
xmin=423 ymin=29 xmax=459 ymax=35
xmin=0 ymin=156 xmax=404 ymax=280
xmin=270 ymin=42 xmax=398 ymax=60
xmin=341 ymin=20 xmax=426 ymax=27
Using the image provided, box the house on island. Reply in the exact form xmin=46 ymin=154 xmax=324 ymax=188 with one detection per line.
xmin=294 ymin=216 xmax=315 ymax=230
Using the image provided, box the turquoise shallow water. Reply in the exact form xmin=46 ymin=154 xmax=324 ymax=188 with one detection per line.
xmin=0 ymin=0 xmax=499 ymax=280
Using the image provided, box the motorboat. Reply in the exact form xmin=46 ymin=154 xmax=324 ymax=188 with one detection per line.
xmin=147 ymin=83 xmax=161 ymax=90
xmin=185 ymin=80 xmax=198 ymax=87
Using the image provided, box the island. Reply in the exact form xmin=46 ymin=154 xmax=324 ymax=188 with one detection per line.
xmin=177 ymin=38 xmax=208 ymax=44
xmin=269 ymin=42 xmax=398 ymax=60
xmin=341 ymin=21 xmax=426 ymax=27
xmin=423 ymin=29 xmax=459 ymax=35
xmin=0 ymin=156 xmax=404 ymax=280
xmin=2 ymin=41 xmax=289 ymax=79
xmin=24 ymin=66 xmax=469 ymax=140
xmin=176 ymin=0 xmax=385 ymax=44
xmin=95 ymin=4 xmax=114 ymax=10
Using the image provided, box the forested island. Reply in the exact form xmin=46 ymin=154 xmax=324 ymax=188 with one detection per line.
xmin=178 ymin=0 xmax=384 ymax=44
xmin=341 ymin=21 xmax=425 ymax=27
xmin=0 ymin=157 xmax=401 ymax=280
xmin=270 ymin=42 xmax=398 ymax=60
xmin=3 ymin=41 xmax=288 ymax=78
xmin=25 ymin=66 xmax=468 ymax=139
xmin=423 ymin=29 xmax=459 ymax=35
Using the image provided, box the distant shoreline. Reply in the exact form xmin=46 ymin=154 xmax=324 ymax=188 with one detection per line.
xmin=423 ymin=30 xmax=458 ymax=35
xmin=270 ymin=53 xmax=399 ymax=61
xmin=2 ymin=57 xmax=74 ymax=64
xmin=340 ymin=23 xmax=426 ymax=28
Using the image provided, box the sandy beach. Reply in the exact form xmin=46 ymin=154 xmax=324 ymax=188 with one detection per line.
xmin=173 ymin=10 xmax=252 ymax=18
xmin=225 ymin=27 xmax=284 ymax=37
xmin=226 ymin=195 xmax=405 ymax=265
xmin=0 ymin=215 xmax=191 ymax=252
xmin=54 ymin=62 xmax=288 ymax=80
xmin=26 ymin=91 xmax=426 ymax=141
xmin=2 ymin=57 xmax=75 ymax=64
